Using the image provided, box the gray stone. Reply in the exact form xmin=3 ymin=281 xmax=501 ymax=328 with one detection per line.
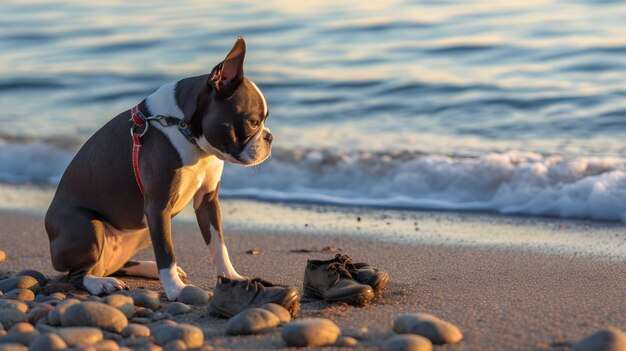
xmin=134 ymin=308 xmax=153 ymax=318
xmin=15 ymin=271 xmax=47 ymax=287
xmin=27 ymin=304 xmax=54 ymax=324
xmin=176 ymin=286 xmax=210 ymax=305
xmin=47 ymin=299 xmax=80 ymax=326
xmin=0 ymin=289 xmax=35 ymax=302
xmin=55 ymin=327 xmax=103 ymax=346
xmin=0 ymin=300 xmax=29 ymax=313
xmin=121 ymin=324 xmax=150 ymax=338
xmin=260 ymin=303 xmax=291 ymax=324
xmin=48 ymin=293 xmax=66 ymax=301
xmin=153 ymin=324 xmax=203 ymax=348
xmin=119 ymin=337 xmax=151 ymax=348
xmin=102 ymin=295 xmax=135 ymax=319
xmin=0 ymin=309 xmax=27 ymax=329
xmin=0 ymin=344 xmax=27 ymax=351
xmin=281 ymin=318 xmax=341 ymax=347
xmin=572 ymin=327 xmax=626 ymax=351
xmin=131 ymin=290 xmax=161 ymax=310
xmin=384 ymin=335 xmax=433 ymax=351
xmin=226 ymin=308 xmax=280 ymax=335
xmin=129 ymin=318 xmax=151 ymax=325
xmin=0 ymin=277 xmax=40 ymax=295
xmin=150 ymin=312 xmax=173 ymax=321
xmin=163 ymin=339 xmax=187 ymax=351
xmin=86 ymin=296 xmax=102 ymax=302
xmin=60 ymin=302 xmax=128 ymax=333
xmin=393 ymin=313 xmax=463 ymax=345
xmin=160 ymin=303 xmax=191 ymax=316
xmin=28 ymin=333 xmax=68 ymax=351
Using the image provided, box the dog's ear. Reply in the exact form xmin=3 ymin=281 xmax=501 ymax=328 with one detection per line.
xmin=210 ymin=37 xmax=246 ymax=98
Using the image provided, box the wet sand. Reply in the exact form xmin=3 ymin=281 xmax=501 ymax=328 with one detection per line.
xmin=0 ymin=210 xmax=624 ymax=350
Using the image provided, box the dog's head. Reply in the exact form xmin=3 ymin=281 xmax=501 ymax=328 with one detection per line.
xmin=176 ymin=37 xmax=272 ymax=166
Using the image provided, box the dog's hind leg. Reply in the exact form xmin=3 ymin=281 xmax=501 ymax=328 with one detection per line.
xmin=114 ymin=260 xmax=187 ymax=280
xmin=45 ymin=207 xmax=129 ymax=295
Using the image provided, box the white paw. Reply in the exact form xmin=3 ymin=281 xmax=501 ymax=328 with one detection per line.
xmin=83 ymin=275 xmax=128 ymax=295
xmin=159 ymin=264 xmax=187 ymax=301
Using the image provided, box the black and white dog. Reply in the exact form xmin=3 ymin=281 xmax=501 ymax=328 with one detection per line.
xmin=45 ymin=37 xmax=272 ymax=300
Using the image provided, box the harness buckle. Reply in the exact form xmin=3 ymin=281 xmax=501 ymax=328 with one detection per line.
xmin=130 ymin=122 xmax=149 ymax=138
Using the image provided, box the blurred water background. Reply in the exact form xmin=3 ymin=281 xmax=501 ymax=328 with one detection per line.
xmin=1 ymin=0 xmax=626 ymax=221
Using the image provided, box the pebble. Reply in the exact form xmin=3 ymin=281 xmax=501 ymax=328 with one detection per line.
xmin=87 ymin=296 xmax=102 ymax=302
xmin=27 ymin=304 xmax=54 ymax=324
xmin=122 ymin=324 xmax=151 ymax=338
xmin=151 ymin=312 xmax=173 ymax=321
xmin=134 ymin=308 xmax=153 ymax=318
xmin=55 ymin=327 xmax=103 ymax=346
xmin=0 ymin=289 xmax=35 ymax=302
xmin=163 ymin=339 xmax=187 ymax=351
xmin=0 ymin=323 xmax=39 ymax=346
xmin=226 ymin=308 xmax=281 ymax=335
xmin=15 ymin=270 xmax=47 ymax=287
xmin=28 ymin=333 xmax=68 ymax=351
xmin=176 ymin=286 xmax=210 ymax=305
xmin=160 ymin=303 xmax=191 ymax=316
xmin=93 ymin=339 xmax=120 ymax=351
xmin=130 ymin=318 xmax=151 ymax=325
xmin=260 ymin=303 xmax=291 ymax=324
xmin=119 ymin=337 xmax=152 ymax=348
xmin=153 ymin=324 xmax=204 ymax=348
xmin=281 ymin=318 xmax=341 ymax=347
xmin=393 ymin=313 xmax=463 ymax=345
xmin=0 ymin=309 xmax=27 ymax=329
xmin=0 ymin=277 xmax=40 ymax=295
xmin=572 ymin=327 xmax=626 ymax=351
xmin=0 ymin=300 xmax=29 ymax=313
xmin=0 ymin=344 xmax=27 ymax=351
xmin=0 ymin=250 xmax=5 ymax=262
xmin=47 ymin=299 xmax=81 ymax=326
xmin=384 ymin=335 xmax=433 ymax=351
xmin=131 ymin=290 xmax=161 ymax=310
xmin=103 ymin=295 xmax=135 ymax=319
xmin=335 ymin=336 xmax=358 ymax=347
xmin=61 ymin=302 xmax=129 ymax=333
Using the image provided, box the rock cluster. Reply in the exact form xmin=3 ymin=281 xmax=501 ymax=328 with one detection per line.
xmin=0 ymin=270 xmax=211 ymax=350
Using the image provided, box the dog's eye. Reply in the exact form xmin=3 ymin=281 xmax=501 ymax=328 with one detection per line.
xmin=248 ymin=119 xmax=260 ymax=128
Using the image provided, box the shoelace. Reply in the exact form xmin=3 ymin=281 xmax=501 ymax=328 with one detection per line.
xmin=326 ymin=261 xmax=354 ymax=286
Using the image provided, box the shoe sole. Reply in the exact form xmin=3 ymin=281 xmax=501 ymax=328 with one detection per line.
xmin=303 ymin=285 xmax=374 ymax=306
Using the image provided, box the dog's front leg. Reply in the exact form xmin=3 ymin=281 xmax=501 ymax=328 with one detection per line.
xmin=195 ymin=189 xmax=244 ymax=280
xmin=145 ymin=202 xmax=186 ymax=300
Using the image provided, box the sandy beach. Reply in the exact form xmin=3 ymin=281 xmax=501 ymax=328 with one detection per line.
xmin=1 ymin=206 xmax=624 ymax=350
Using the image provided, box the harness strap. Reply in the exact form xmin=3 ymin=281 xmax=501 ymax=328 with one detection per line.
xmin=132 ymin=132 xmax=145 ymax=195
xmin=129 ymin=103 xmax=197 ymax=195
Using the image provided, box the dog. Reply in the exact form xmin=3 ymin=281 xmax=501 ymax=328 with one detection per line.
xmin=45 ymin=37 xmax=272 ymax=300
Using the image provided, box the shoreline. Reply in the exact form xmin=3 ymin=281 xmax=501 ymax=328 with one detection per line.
xmin=1 ymin=185 xmax=625 ymax=261
xmin=0 ymin=210 xmax=624 ymax=350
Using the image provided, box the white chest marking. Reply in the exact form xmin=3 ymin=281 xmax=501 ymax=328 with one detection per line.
xmin=171 ymin=155 xmax=224 ymax=214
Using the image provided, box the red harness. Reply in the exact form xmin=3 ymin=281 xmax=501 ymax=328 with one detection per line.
xmin=130 ymin=105 xmax=146 ymax=195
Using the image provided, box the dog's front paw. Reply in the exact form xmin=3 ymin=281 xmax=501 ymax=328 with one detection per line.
xmin=164 ymin=281 xmax=187 ymax=301
xmin=83 ymin=275 xmax=129 ymax=295
xmin=159 ymin=264 xmax=188 ymax=301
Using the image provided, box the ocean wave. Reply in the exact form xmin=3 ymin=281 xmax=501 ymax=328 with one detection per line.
xmin=3 ymin=137 xmax=624 ymax=222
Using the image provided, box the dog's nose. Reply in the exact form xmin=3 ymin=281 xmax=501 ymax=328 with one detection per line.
xmin=264 ymin=131 xmax=273 ymax=144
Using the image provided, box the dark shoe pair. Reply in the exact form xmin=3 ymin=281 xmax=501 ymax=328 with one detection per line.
xmin=209 ymin=276 xmax=300 ymax=318
xmin=303 ymin=254 xmax=389 ymax=306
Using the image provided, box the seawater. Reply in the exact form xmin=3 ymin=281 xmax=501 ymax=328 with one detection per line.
xmin=1 ymin=0 xmax=625 ymax=221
